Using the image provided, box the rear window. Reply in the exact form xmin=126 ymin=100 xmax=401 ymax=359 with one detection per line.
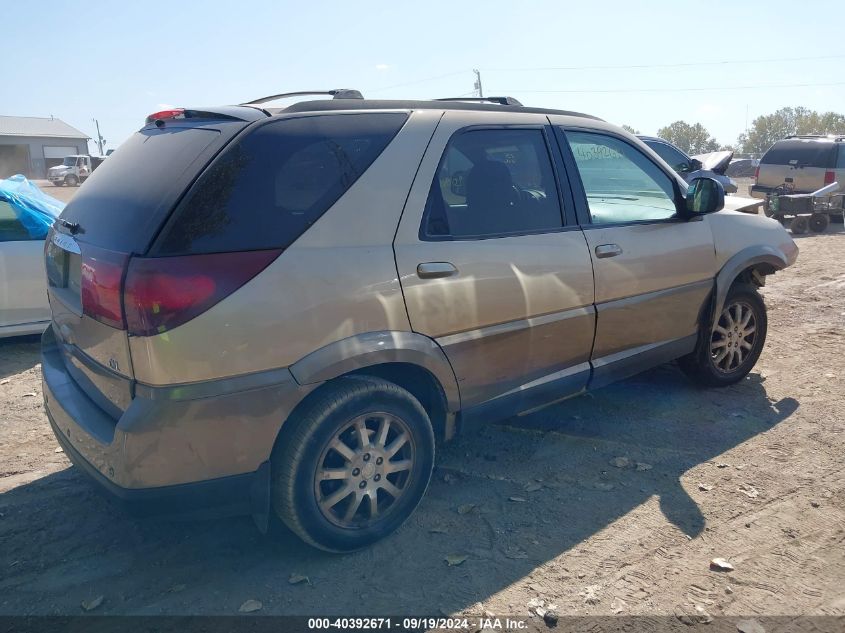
xmin=58 ymin=121 xmax=246 ymax=253
xmin=153 ymin=112 xmax=408 ymax=255
xmin=761 ymin=139 xmax=836 ymax=168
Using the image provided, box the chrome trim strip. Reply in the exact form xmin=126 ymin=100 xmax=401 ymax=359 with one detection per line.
xmin=595 ymin=278 xmax=713 ymax=312
xmin=436 ymin=304 xmax=594 ymax=347
xmin=492 ymin=361 xmax=591 ymax=401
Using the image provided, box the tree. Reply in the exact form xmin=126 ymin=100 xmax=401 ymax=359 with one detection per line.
xmin=737 ymin=107 xmax=845 ymax=155
xmin=656 ymin=121 xmax=720 ymax=154
xmin=621 ymin=124 xmax=640 ymax=135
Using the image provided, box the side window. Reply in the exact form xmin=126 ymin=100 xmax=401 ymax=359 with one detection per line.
xmin=422 ymin=128 xmax=563 ymax=239
xmin=646 ymin=140 xmax=691 ymax=174
xmin=155 ymin=112 xmax=408 ymax=255
xmin=566 ymin=131 xmax=678 ymax=225
xmin=837 ymin=145 xmax=845 ymax=169
xmin=0 ymin=200 xmax=39 ymax=242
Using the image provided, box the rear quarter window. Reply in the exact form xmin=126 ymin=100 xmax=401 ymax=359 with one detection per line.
xmin=153 ymin=112 xmax=408 ymax=255
xmin=761 ymin=140 xmax=836 ymax=168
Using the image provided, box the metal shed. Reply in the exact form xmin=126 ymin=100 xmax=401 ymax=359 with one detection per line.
xmin=0 ymin=116 xmax=90 ymax=179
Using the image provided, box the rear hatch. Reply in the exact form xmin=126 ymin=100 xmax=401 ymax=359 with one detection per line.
xmin=45 ymin=109 xmax=262 ymax=418
xmin=757 ymin=138 xmax=836 ymax=192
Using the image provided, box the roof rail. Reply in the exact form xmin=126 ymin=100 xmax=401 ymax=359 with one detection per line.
xmin=785 ymin=134 xmax=845 ymax=140
xmin=436 ymin=96 xmax=523 ymax=107
xmin=241 ymin=89 xmax=364 ymax=106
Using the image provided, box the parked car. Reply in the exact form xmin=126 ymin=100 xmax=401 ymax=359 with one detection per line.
xmin=751 ymin=135 xmax=845 ymax=223
xmin=639 ymin=135 xmax=738 ymax=193
xmin=42 ymin=93 xmax=797 ymax=552
xmin=726 ymin=158 xmax=759 ymax=178
xmin=48 ymin=154 xmax=106 ymax=187
xmin=0 ymin=176 xmax=62 ymax=338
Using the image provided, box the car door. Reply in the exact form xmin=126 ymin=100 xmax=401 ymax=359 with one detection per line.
xmin=0 ymin=198 xmax=50 ymax=331
xmin=394 ymin=112 xmax=596 ymax=415
xmin=554 ymin=125 xmax=717 ymax=387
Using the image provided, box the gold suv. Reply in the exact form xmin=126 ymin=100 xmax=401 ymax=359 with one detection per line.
xmin=41 ymin=91 xmax=798 ymax=551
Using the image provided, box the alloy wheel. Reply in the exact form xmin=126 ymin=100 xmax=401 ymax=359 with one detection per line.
xmin=710 ymin=301 xmax=757 ymax=373
xmin=314 ymin=412 xmax=415 ymax=528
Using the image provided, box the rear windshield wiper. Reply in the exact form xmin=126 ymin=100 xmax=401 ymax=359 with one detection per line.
xmin=56 ymin=218 xmax=81 ymax=234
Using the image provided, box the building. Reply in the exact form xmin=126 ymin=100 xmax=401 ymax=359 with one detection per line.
xmin=0 ymin=115 xmax=90 ymax=179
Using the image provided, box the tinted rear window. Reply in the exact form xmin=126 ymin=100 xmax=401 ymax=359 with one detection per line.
xmin=761 ymin=139 xmax=836 ymax=168
xmin=58 ymin=121 xmax=246 ymax=253
xmin=153 ymin=112 xmax=408 ymax=255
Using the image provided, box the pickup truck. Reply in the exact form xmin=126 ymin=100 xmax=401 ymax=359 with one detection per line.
xmin=48 ymin=155 xmax=106 ymax=187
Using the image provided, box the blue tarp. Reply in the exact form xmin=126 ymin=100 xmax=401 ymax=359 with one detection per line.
xmin=0 ymin=175 xmax=64 ymax=240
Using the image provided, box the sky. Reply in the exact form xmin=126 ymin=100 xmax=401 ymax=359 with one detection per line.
xmin=4 ymin=0 xmax=845 ymax=154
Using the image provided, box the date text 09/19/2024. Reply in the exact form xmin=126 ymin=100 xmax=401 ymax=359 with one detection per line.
xmin=307 ymin=617 xmax=530 ymax=630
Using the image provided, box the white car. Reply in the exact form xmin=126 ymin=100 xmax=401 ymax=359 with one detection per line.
xmin=0 ymin=177 xmax=62 ymax=338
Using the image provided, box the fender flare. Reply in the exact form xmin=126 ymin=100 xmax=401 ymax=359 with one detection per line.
xmin=712 ymin=245 xmax=787 ymax=325
xmin=289 ymin=331 xmax=461 ymax=412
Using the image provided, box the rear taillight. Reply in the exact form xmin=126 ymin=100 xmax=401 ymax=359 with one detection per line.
xmin=124 ymin=250 xmax=281 ymax=336
xmin=824 ymin=170 xmax=835 ymax=185
xmin=80 ymin=247 xmax=128 ymax=329
xmin=754 ymin=165 xmax=760 ymax=182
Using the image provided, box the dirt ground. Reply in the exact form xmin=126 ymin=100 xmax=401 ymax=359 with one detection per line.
xmin=1 ymin=185 xmax=843 ymax=620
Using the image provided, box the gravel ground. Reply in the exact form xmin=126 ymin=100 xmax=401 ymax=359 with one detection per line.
xmin=0 ymin=188 xmax=843 ymax=620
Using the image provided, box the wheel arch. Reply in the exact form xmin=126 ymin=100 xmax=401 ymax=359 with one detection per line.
xmin=712 ymin=246 xmax=786 ymax=326
xmin=287 ymin=331 xmax=461 ymax=440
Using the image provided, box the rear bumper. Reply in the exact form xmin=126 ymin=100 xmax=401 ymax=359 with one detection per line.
xmin=750 ymin=184 xmax=771 ymax=199
xmin=41 ymin=325 xmax=315 ymax=521
xmin=48 ymin=407 xmax=268 ymax=520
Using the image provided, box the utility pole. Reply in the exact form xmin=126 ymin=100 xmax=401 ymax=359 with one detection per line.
xmin=92 ymin=118 xmax=106 ymax=156
xmin=473 ymin=69 xmax=483 ymax=98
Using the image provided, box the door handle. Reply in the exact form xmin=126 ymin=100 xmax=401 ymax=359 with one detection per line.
xmin=417 ymin=262 xmax=458 ymax=279
xmin=595 ymin=244 xmax=623 ymax=258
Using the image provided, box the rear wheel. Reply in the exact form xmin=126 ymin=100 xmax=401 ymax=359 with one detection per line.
xmin=680 ymin=283 xmax=767 ymax=387
xmin=809 ymin=213 xmax=830 ymax=233
xmin=790 ymin=216 xmax=809 ymax=234
xmin=271 ymin=376 xmax=435 ymax=552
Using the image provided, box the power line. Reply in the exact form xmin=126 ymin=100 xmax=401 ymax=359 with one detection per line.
xmin=482 ymin=53 xmax=845 ymax=72
xmin=491 ymin=80 xmax=845 ymax=94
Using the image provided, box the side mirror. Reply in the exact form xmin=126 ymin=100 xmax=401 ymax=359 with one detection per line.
xmin=685 ymin=177 xmax=725 ymax=216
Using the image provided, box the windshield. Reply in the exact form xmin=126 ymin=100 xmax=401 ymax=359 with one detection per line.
xmin=61 ymin=157 xmax=77 ymax=166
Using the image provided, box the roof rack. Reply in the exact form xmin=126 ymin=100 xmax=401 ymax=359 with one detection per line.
xmin=241 ymin=89 xmax=364 ymax=106
xmin=436 ymin=96 xmax=523 ymax=107
xmin=785 ymin=134 xmax=845 ymax=140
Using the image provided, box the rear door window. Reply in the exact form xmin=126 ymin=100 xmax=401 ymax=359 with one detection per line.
xmin=761 ymin=140 xmax=836 ymax=167
xmin=644 ymin=140 xmax=692 ymax=173
xmin=154 ymin=113 xmax=408 ymax=255
xmin=421 ymin=128 xmax=563 ymax=239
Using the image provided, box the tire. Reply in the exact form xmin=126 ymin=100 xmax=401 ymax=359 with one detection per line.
xmin=679 ymin=283 xmax=767 ymax=387
xmin=809 ymin=213 xmax=830 ymax=233
xmin=790 ymin=216 xmax=809 ymax=234
xmin=65 ymin=175 xmax=79 ymax=187
xmin=52 ymin=181 xmax=63 ymax=187
xmin=271 ymin=376 xmax=435 ymax=552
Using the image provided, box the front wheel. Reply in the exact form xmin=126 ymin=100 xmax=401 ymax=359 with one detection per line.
xmin=65 ymin=175 xmax=79 ymax=187
xmin=271 ymin=376 xmax=435 ymax=552
xmin=680 ymin=283 xmax=768 ymax=387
